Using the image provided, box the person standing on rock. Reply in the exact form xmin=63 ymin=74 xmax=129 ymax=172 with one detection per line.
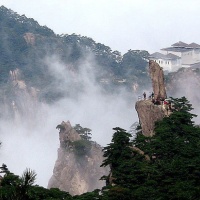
xmin=151 ymin=92 xmax=154 ymax=99
xmin=143 ymin=92 xmax=146 ymax=100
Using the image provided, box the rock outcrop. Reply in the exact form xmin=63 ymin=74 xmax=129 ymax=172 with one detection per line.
xmin=48 ymin=121 xmax=109 ymax=196
xmin=135 ymin=100 xmax=165 ymax=136
xmin=135 ymin=61 xmax=167 ymax=136
xmin=149 ymin=60 xmax=167 ymax=100
xmin=24 ymin=32 xmax=36 ymax=45
xmin=2 ymin=68 xmax=40 ymax=123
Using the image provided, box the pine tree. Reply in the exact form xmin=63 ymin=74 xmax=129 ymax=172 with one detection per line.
xmin=101 ymin=97 xmax=200 ymax=200
xmin=133 ymin=97 xmax=200 ymax=199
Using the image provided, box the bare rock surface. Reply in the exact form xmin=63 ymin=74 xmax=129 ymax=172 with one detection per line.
xmin=2 ymin=68 xmax=39 ymax=123
xmin=149 ymin=60 xmax=167 ymax=100
xmin=135 ymin=61 xmax=167 ymax=136
xmin=135 ymin=100 xmax=165 ymax=136
xmin=24 ymin=32 xmax=36 ymax=45
xmin=48 ymin=121 xmax=109 ymax=196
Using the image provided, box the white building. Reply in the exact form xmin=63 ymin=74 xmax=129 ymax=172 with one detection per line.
xmin=148 ymin=52 xmax=181 ymax=72
xmin=149 ymin=41 xmax=200 ymax=72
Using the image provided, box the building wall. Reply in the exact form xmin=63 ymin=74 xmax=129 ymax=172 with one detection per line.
xmin=181 ymin=49 xmax=200 ymax=64
xmin=153 ymin=58 xmax=182 ymax=72
xmin=171 ymin=59 xmax=182 ymax=71
xmin=153 ymin=59 xmax=172 ymax=71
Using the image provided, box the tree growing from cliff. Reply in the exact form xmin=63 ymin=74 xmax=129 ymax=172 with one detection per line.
xmin=137 ymin=96 xmax=200 ymax=199
xmin=101 ymin=97 xmax=200 ymax=199
xmin=73 ymin=124 xmax=92 ymax=141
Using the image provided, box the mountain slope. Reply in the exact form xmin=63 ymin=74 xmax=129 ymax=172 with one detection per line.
xmin=0 ymin=5 xmax=150 ymax=102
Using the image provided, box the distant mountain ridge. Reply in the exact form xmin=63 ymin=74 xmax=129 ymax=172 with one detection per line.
xmin=0 ymin=5 xmax=150 ymax=101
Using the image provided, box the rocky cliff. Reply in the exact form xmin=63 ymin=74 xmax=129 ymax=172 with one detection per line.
xmin=135 ymin=61 xmax=167 ymax=136
xmin=1 ymin=68 xmax=39 ymax=123
xmin=135 ymin=100 xmax=165 ymax=136
xmin=48 ymin=121 xmax=109 ymax=196
xmin=149 ymin=60 xmax=167 ymax=100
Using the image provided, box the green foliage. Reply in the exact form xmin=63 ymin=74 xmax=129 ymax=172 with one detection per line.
xmin=28 ymin=187 xmax=72 ymax=200
xmin=0 ymin=6 xmax=151 ymax=102
xmin=100 ymin=97 xmax=200 ymax=199
xmin=21 ymin=168 xmax=36 ymax=188
xmin=73 ymin=139 xmax=92 ymax=156
xmin=73 ymin=189 xmax=101 ymax=200
xmin=101 ymin=127 xmax=132 ymax=170
xmin=2 ymin=97 xmax=200 ymax=199
xmin=73 ymin=124 xmax=92 ymax=141
xmin=0 ymin=164 xmax=72 ymax=200
xmin=101 ymin=186 xmax=132 ymax=200
xmin=56 ymin=124 xmax=65 ymax=132
xmin=0 ymin=165 xmax=37 ymax=200
xmin=0 ymin=164 xmax=9 ymax=174
xmin=131 ymin=97 xmax=200 ymax=199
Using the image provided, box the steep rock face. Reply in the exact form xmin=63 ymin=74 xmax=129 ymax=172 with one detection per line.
xmin=24 ymin=32 xmax=36 ymax=45
xmin=48 ymin=121 xmax=109 ymax=196
xmin=149 ymin=60 xmax=167 ymax=100
xmin=2 ymin=68 xmax=39 ymax=123
xmin=135 ymin=100 xmax=165 ymax=136
xmin=135 ymin=61 xmax=167 ymax=136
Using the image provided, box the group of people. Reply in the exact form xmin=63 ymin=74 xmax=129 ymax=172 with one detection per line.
xmin=143 ymin=92 xmax=154 ymax=100
xmin=142 ymin=91 xmax=172 ymax=110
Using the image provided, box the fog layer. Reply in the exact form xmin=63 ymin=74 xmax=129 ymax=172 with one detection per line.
xmin=0 ymin=55 xmax=138 ymax=187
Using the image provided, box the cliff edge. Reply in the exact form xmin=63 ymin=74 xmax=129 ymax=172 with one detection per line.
xmin=135 ymin=61 xmax=168 ymax=136
xmin=48 ymin=121 xmax=109 ymax=196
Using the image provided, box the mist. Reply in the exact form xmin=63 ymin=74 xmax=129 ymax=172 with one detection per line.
xmin=166 ymin=68 xmax=200 ymax=124
xmin=0 ymin=54 xmax=138 ymax=187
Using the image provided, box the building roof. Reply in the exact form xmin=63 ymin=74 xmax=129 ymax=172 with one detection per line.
xmin=166 ymin=53 xmax=180 ymax=59
xmin=187 ymin=42 xmax=200 ymax=48
xmin=161 ymin=47 xmax=190 ymax=52
xmin=149 ymin=52 xmax=180 ymax=60
xmin=163 ymin=41 xmax=200 ymax=51
xmin=149 ymin=52 xmax=166 ymax=59
xmin=172 ymin=41 xmax=188 ymax=47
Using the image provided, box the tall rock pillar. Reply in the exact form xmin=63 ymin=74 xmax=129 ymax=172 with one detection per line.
xmin=149 ymin=60 xmax=167 ymax=100
xmin=135 ymin=61 xmax=167 ymax=136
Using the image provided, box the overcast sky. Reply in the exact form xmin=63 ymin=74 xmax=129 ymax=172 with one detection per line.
xmin=0 ymin=0 xmax=200 ymax=54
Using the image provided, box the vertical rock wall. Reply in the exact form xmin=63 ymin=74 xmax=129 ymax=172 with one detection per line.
xmin=135 ymin=61 xmax=167 ymax=136
xmin=48 ymin=121 xmax=109 ymax=196
xmin=149 ymin=60 xmax=167 ymax=100
xmin=135 ymin=100 xmax=165 ymax=136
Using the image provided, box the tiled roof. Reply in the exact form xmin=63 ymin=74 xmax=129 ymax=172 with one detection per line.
xmin=167 ymin=53 xmax=180 ymax=59
xmin=161 ymin=47 xmax=190 ymax=52
xmin=149 ymin=52 xmax=180 ymax=60
xmin=149 ymin=52 xmax=166 ymax=59
xmin=187 ymin=42 xmax=200 ymax=48
xmin=172 ymin=41 xmax=188 ymax=47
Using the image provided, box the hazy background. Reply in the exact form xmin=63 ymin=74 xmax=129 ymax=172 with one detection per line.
xmin=0 ymin=0 xmax=200 ymax=189
xmin=0 ymin=54 xmax=138 ymax=187
xmin=0 ymin=0 xmax=200 ymax=53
